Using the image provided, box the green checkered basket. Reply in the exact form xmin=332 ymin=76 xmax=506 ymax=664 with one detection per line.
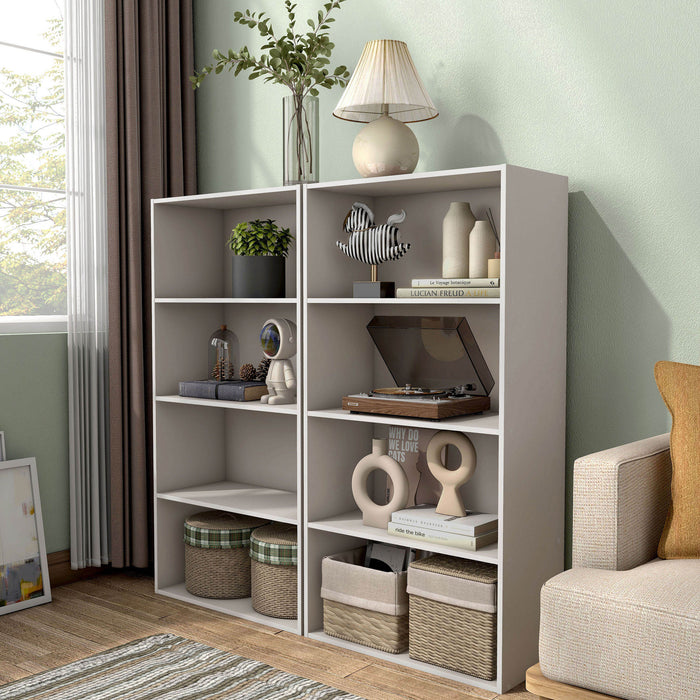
xmin=250 ymin=523 xmax=298 ymax=619
xmin=184 ymin=510 xmax=268 ymax=600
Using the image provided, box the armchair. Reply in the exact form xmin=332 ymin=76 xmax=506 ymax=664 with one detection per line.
xmin=527 ymin=434 xmax=700 ymax=700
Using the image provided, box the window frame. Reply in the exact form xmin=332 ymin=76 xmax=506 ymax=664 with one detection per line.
xmin=0 ymin=36 xmax=67 ymax=333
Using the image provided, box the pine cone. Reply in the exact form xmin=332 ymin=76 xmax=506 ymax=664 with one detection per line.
xmin=256 ymin=357 xmax=271 ymax=382
xmin=239 ymin=363 xmax=256 ymax=381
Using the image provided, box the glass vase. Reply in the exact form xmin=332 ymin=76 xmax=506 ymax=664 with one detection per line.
xmin=283 ymin=95 xmax=319 ymax=185
xmin=208 ymin=324 xmax=239 ymax=381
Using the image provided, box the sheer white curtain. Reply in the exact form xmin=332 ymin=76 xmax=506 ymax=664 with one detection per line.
xmin=66 ymin=0 xmax=110 ymax=569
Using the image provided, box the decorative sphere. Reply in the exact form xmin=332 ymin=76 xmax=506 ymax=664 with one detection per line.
xmin=352 ymin=115 xmax=419 ymax=178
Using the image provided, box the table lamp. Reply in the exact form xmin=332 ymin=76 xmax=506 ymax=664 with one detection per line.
xmin=333 ymin=39 xmax=438 ymax=178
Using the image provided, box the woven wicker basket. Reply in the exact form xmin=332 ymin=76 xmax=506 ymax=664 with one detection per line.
xmin=184 ymin=510 xmax=268 ymax=599
xmin=408 ymin=554 xmax=498 ymax=680
xmin=321 ymin=547 xmax=408 ymax=653
xmin=250 ymin=523 xmax=297 ymax=619
xmin=324 ymin=599 xmax=408 ymax=654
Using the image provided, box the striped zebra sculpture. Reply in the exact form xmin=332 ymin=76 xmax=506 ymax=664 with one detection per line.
xmin=337 ymin=202 xmax=410 ymax=297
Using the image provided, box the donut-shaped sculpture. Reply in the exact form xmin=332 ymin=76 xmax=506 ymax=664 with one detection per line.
xmin=427 ymin=431 xmax=477 ymax=517
xmin=351 ymin=439 xmax=409 ymax=529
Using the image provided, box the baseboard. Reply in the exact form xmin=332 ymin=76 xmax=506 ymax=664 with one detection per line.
xmin=47 ymin=550 xmax=107 ymax=587
xmin=526 ymin=663 xmax=621 ymax=700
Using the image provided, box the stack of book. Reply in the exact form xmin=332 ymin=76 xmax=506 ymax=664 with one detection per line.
xmin=395 ymin=278 xmax=500 ymax=298
xmin=388 ymin=505 xmax=498 ymax=550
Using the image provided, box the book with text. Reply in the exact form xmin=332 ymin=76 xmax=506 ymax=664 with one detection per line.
xmin=391 ymin=505 xmax=498 ymax=536
xmin=412 ymin=278 xmax=499 ymax=288
xmin=387 ymin=522 xmax=498 ymax=550
xmin=396 ymin=287 xmax=500 ymax=299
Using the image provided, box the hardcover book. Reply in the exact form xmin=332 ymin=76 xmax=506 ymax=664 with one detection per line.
xmin=385 ymin=427 xmax=442 ymax=507
xmin=395 ymin=287 xmax=500 ymax=298
xmin=391 ymin=505 xmax=498 ymax=536
xmin=178 ymin=380 xmax=268 ymax=402
xmin=387 ymin=522 xmax=498 ymax=550
xmin=411 ymin=278 xmax=499 ymax=288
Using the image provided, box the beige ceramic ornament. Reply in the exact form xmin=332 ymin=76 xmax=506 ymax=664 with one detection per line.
xmin=352 ymin=438 xmax=409 ymax=528
xmin=427 ymin=431 xmax=477 ymax=517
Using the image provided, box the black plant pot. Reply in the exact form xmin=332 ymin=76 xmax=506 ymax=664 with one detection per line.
xmin=231 ymin=255 xmax=286 ymax=298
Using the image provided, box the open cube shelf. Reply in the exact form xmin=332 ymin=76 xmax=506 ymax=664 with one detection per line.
xmin=152 ymin=165 xmax=568 ymax=694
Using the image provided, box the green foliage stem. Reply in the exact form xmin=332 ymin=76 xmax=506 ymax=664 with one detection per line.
xmin=227 ymin=219 xmax=293 ymax=257
xmin=191 ymin=0 xmax=351 ymax=100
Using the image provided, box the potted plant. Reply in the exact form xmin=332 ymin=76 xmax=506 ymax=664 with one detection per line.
xmin=191 ymin=0 xmax=350 ymax=185
xmin=228 ymin=219 xmax=293 ymax=298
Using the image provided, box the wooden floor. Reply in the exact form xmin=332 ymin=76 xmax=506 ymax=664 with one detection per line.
xmin=0 ymin=572 xmax=536 ymax=700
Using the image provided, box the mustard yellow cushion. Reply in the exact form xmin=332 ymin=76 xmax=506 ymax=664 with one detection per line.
xmin=655 ymin=361 xmax=700 ymax=559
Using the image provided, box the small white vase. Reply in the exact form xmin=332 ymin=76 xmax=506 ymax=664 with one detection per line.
xmin=442 ymin=202 xmax=476 ymax=278
xmin=469 ymin=220 xmax=497 ymax=279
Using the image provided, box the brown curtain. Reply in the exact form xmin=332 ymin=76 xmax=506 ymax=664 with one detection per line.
xmin=105 ymin=0 xmax=197 ymax=568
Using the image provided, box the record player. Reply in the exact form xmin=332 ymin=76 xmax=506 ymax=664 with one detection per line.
xmin=342 ymin=316 xmax=494 ymax=420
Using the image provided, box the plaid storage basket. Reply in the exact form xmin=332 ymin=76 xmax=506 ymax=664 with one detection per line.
xmin=184 ymin=510 xmax=268 ymax=599
xmin=250 ymin=523 xmax=298 ymax=619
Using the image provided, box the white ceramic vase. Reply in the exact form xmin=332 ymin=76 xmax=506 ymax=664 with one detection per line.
xmin=442 ymin=202 xmax=476 ymax=278
xmin=469 ymin=220 xmax=498 ymax=279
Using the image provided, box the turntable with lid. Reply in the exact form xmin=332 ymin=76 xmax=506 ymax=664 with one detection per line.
xmin=342 ymin=316 xmax=494 ymax=420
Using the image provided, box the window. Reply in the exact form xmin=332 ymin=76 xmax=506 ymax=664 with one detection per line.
xmin=0 ymin=1 xmax=65 ymax=332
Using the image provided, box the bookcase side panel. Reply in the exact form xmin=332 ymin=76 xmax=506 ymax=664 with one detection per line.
xmin=499 ymin=166 xmax=568 ymax=691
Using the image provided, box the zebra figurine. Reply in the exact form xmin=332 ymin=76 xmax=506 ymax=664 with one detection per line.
xmin=337 ymin=202 xmax=410 ymax=265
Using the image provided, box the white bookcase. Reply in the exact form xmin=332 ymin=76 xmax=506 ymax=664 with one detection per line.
xmin=151 ymin=165 xmax=568 ymax=693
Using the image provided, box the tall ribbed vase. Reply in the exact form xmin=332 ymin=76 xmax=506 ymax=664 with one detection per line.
xmin=442 ymin=202 xmax=476 ymax=278
xmin=283 ymin=95 xmax=319 ymax=185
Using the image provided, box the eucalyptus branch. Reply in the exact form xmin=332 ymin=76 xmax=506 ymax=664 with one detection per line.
xmin=191 ymin=0 xmax=350 ymax=98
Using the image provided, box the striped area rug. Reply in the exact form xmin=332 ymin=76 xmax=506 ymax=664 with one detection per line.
xmin=0 ymin=633 xmax=362 ymax=699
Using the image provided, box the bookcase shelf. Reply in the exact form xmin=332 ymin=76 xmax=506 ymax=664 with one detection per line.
xmin=155 ymin=297 xmax=297 ymax=305
xmin=307 ymin=631 xmax=499 ymax=694
xmin=157 ymin=481 xmax=298 ymax=524
xmin=308 ymin=511 xmax=499 ymax=564
xmin=156 ymin=394 xmax=298 ymax=415
xmin=307 ymin=407 xmax=501 ymax=435
xmin=157 ymin=583 xmax=299 ymax=634
xmin=307 ymin=297 xmax=500 ymax=305
xmin=152 ymin=165 xmax=567 ymax=695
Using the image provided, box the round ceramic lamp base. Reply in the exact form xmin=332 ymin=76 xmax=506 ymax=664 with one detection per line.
xmin=352 ymin=115 xmax=419 ymax=178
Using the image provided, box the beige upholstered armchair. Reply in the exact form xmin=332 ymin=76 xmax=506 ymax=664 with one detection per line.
xmin=527 ymin=434 xmax=700 ymax=700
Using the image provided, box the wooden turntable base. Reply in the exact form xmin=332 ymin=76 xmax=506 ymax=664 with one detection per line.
xmin=342 ymin=394 xmax=490 ymax=420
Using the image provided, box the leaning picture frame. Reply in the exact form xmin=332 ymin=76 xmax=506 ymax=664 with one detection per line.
xmin=0 ymin=457 xmax=52 ymax=614
xmin=0 ymin=431 xmax=5 ymax=460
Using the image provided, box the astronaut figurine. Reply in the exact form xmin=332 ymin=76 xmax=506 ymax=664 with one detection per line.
xmin=259 ymin=318 xmax=297 ymax=405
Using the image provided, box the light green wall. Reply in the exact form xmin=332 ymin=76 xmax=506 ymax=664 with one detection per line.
xmin=0 ymin=333 xmax=69 ymax=553
xmin=196 ymin=0 xmax=700 ymax=563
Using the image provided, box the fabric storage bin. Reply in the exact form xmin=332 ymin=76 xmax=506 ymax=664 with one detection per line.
xmin=407 ymin=554 xmax=498 ymax=680
xmin=321 ymin=546 xmax=409 ymax=653
xmin=184 ymin=510 xmax=269 ymax=599
xmin=250 ymin=523 xmax=298 ymax=619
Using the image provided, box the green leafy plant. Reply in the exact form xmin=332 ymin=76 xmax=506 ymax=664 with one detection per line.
xmin=191 ymin=0 xmax=351 ymax=183
xmin=191 ymin=0 xmax=350 ymax=97
xmin=227 ymin=219 xmax=293 ymax=257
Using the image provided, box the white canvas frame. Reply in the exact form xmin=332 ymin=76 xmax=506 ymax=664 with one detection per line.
xmin=0 ymin=432 xmax=5 ymax=460
xmin=0 ymin=457 xmax=52 ymax=614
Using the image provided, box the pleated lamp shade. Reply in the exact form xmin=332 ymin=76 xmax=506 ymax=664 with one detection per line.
xmin=333 ymin=40 xmax=438 ymax=123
